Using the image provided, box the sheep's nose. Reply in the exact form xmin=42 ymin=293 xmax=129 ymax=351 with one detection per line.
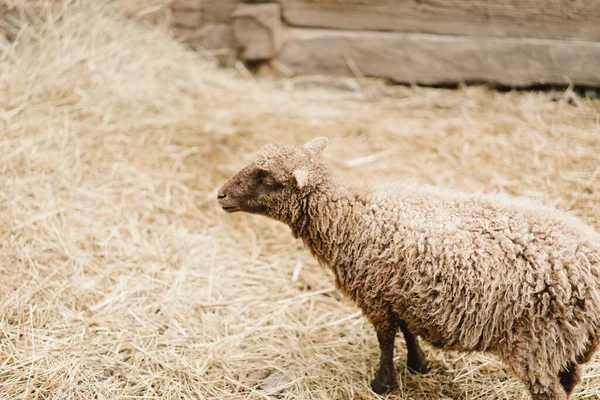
xmin=217 ymin=193 xmax=227 ymax=200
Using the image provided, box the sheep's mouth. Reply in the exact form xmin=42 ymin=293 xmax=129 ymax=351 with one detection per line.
xmin=221 ymin=205 xmax=240 ymax=213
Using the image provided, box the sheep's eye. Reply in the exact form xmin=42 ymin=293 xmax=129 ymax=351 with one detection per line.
xmin=263 ymin=175 xmax=277 ymax=187
xmin=257 ymin=169 xmax=267 ymax=181
xmin=257 ymin=169 xmax=271 ymax=184
xmin=257 ymin=169 xmax=280 ymax=188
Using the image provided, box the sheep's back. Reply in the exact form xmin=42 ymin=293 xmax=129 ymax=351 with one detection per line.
xmin=361 ymin=184 xmax=600 ymax=352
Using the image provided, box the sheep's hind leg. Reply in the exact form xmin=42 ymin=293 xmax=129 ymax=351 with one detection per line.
xmin=557 ymin=334 xmax=600 ymax=396
xmin=577 ymin=334 xmax=600 ymax=364
xmin=558 ymin=361 xmax=581 ymax=396
xmin=370 ymin=316 xmax=399 ymax=394
xmin=525 ymin=376 xmax=569 ymax=400
xmin=509 ymin=362 xmax=567 ymax=400
xmin=399 ymin=320 xmax=429 ymax=374
xmin=527 ymin=383 xmax=568 ymax=400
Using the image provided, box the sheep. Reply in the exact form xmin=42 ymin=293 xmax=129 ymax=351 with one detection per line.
xmin=217 ymin=137 xmax=600 ymax=400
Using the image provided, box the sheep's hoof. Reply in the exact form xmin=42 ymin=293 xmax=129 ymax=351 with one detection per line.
xmin=407 ymin=359 xmax=429 ymax=374
xmin=371 ymin=375 xmax=398 ymax=394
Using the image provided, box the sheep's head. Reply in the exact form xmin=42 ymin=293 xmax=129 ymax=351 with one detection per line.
xmin=217 ymin=137 xmax=329 ymax=218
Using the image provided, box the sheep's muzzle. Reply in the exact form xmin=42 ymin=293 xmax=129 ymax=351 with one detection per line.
xmin=217 ymin=192 xmax=240 ymax=213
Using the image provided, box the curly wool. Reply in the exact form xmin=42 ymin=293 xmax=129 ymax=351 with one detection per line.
xmin=219 ymin=139 xmax=600 ymax=399
xmin=306 ymin=183 xmax=599 ymax=334
xmin=298 ymin=175 xmax=600 ymax=393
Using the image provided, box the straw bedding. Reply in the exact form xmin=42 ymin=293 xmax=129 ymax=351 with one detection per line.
xmin=1 ymin=2 xmax=599 ymax=399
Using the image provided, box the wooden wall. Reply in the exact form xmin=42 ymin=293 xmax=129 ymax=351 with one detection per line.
xmin=174 ymin=0 xmax=600 ymax=87
xmin=171 ymin=0 xmax=238 ymax=65
xmin=279 ymin=0 xmax=600 ymax=41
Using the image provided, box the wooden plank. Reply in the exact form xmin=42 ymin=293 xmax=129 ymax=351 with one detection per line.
xmin=172 ymin=9 xmax=202 ymax=28
xmin=202 ymin=0 xmax=238 ymax=24
xmin=172 ymin=23 xmax=235 ymax=66
xmin=232 ymin=4 xmax=282 ymax=61
xmin=171 ymin=0 xmax=202 ymax=10
xmin=0 ymin=5 xmax=6 ymax=40
xmin=277 ymin=28 xmax=600 ymax=87
xmin=279 ymin=0 xmax=600 ymax=42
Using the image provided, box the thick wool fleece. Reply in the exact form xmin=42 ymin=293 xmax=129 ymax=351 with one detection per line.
xmin=219 ymin=139 xmax=600 ymax=400
xmin=308 ymin=184 xmax=598 ymax=342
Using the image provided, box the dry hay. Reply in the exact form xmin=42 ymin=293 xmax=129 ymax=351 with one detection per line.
xmin=1 ymin=2 xmax=600 ymax=399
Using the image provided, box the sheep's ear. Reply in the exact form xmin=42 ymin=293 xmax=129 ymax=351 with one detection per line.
xmin=303 ymin=137 xmax=328 ymax=155
xmin=293 ymin=169 xmax=309 ymax=188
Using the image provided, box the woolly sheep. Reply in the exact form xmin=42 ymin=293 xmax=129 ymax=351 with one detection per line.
xmin=217 ymin=137 xmax=600 ymax=400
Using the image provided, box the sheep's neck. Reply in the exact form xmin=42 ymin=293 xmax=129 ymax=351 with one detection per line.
xmin=289 ymin=180 xmax=364 ymax=276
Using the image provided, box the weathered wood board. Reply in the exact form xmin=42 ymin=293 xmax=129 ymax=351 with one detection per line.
xmin=172 ymin=9 xmax=202 ymax=28
xmin=171 ymin=0 xmax=202 ymax=10
xmin=278 ymin=28 xmax=600 ymax=86
xmin=0 ymin=5 xmax=6 ymax=39
xmin=279 ymin=0 xmax=600 ymax=41
xmin=233 ymin=3 xmax=282 ymax=60
xmin=203 ymin=0 xmax=238 ymax=24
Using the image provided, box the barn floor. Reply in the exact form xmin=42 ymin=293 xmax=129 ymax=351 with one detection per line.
xmin=1 ymin=4 xmax=600 ymax=400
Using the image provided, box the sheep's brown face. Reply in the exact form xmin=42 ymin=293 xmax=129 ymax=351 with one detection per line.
xmin=217 ymin=163 xmax=286 ymax=215
xmin=217 ymin=137 xmax=328 ymax=218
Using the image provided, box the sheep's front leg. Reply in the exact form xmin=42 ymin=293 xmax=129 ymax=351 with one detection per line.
xmin=399 ymin=321 xmax=429 ymax=374
xmin=371 ymin=318 xmax=399 ymax=394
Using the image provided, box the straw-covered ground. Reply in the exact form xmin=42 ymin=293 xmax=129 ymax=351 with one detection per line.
xmin=1 ymin=2 xmax=600 ymax=399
